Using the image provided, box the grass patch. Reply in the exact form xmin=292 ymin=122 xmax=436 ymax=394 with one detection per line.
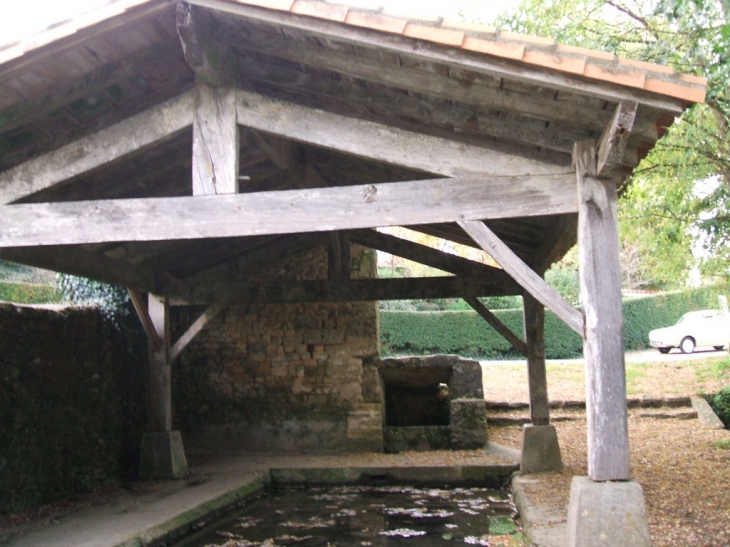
xmin=625 ymin=365 xmax=648 ymax=395
xmin=711 ymin=439 xmax=730 ymax=449
xmin=0 ymin=281 xmax=61 ymax=304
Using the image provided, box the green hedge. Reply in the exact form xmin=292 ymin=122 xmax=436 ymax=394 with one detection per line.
xmin=381 ymin=286 xmax=728 ymax=359
xmin=0 ymin=281 xmax=61 ymax=304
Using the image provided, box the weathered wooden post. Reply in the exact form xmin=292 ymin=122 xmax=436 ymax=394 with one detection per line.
xmin=567 ymin=140 xmax=650 ymax=546
xmin=138 ymin=292 xmax=189 ymax=479
xmin=520 ymin=292 xmax=562 ymax=473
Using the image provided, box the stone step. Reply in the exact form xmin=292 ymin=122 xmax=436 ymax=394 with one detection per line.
xmin=488 ymin=407 xmax=697 ymax=426
xmin=485 ymin=396 xmax=691 ymax=412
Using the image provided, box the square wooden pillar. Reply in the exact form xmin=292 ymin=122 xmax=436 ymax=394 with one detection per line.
xmin=569 ymin=140 xmax=649 ymax=547
xmin=140 ymin=293 xmax=188 ymax=479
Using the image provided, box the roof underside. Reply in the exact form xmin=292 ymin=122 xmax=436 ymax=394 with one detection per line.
xmin=0 ymin=0 xmax=704 ymax=304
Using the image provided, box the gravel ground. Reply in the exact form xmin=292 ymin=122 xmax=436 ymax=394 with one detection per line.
xmin=487 ymin=350 xmax=730 ymax=547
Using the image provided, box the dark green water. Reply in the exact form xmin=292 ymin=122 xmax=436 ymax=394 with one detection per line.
xmin=175 ymin=485 xmax=521 ymax=547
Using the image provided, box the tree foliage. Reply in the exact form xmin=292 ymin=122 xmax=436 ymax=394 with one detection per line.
xmin=55 ymin=274 xmax=132 ymax=327
xmin=498 ymin=0 xmax=730 ymax=287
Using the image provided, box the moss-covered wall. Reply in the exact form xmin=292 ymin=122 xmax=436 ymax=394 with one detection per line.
xmin=0 ymin=304 xmax=146 ymax=514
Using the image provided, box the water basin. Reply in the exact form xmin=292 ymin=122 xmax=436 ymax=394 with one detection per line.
xmin=174 ymin=484 xmax=523 ymax=546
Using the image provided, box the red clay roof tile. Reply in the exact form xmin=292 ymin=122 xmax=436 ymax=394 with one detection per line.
xmin=403 ymin=24 xmax=465 ymax=47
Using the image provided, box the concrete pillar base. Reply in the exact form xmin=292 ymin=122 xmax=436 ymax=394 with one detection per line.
xmin=520 ymin=424 xmax=562 ymax=474
xmin=139 ymin=430 xmax=189 ymax=480
xmin=567 ymin=476 xmax=651 ymax=547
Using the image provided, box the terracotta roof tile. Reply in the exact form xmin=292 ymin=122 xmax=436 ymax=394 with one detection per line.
xmin=618 ymin=57 xmax=674 ymax=74
xmin=557 ymin=43 xmax=615 ymax=61
xmin=523 ymin=50 xmax=586 ymax=75
xmin=0 ymin=0 xmax=707 ymax=104
xmin=236 ymin=0 xmax=295 ymax=10
xmin=461 ymin=37 xmax=524 ymax=61
xmin=679 ymin=73 xmax=708 ymax=86
xmin=291 ymin=0 xmax=348 ymax=22
xmin=344 ymin=11 xmax=407 ymax=34
xmin=645 ymin=78 xmax=706 ymax=103
xmin=499 ymin=30 xmax=555 ymax=46
xmin=441 ymin=19 xmax=497 ymax=36
xmin=403 ymin=24 xmax=465 ymax=47
xmin=583 ymin=64 xmax=646 ymax=88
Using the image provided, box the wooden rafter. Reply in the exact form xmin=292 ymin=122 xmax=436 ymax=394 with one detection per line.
xmin=0 ymin=91 xmax=194 ymax=204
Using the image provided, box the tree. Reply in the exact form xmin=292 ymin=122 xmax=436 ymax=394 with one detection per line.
xmin=497 ymin=0 xmax=730 ymax=287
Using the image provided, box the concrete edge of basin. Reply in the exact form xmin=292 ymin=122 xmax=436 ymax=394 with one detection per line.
xmin=115 ymin=475 xmax=269 ymax=547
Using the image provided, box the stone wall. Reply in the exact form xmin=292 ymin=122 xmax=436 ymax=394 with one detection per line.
xmin=0 ymin=304 xmax=146 ymax=514
xmin=173 ymin=244 xmax=382 ymax=453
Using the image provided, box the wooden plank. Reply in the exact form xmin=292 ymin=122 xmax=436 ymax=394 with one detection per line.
xmin=193 ymin=0 xmax=686 ymax=112
xmin=597 ymin=101 xmax=638 ymax=176
xmin=349 ymin=228 xmax=518 ymax=291
xmin=170 ymin=302 xmax=226 ymax=362
xmin=147 ymin=293 xmax=172 ymax=432
xmin=174 ymin=275 xmax=521 ymax=306
xmin=523 ymin=292 xmax=550 ymax=425
xmin=0 ymin=90 xmax=194 ymax=204
xmin=327 ymin=232 xmax=349 ymax=281
xmin=235 ymin=89 xmax=570 ymax=177
xmin=458 ymin=219 xmax=584 ymax=336
xmin=192 ymin=84 xmax=239 ymax=195
xmin=235 ymin=56 xmax=599 ymax=159
xmin=465 ymin=296 xmax=527 ymax=357
xmin=575 ymin=140 xmax=630 ymax=481
xmin=128 ymin=288 xmax=162 ymax=351
xmin=0 ymin=174 xmax=579 ymax=247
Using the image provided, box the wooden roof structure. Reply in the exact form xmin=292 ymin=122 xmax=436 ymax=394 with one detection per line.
xmin=0 ymin=0 xmax=705 ymax=309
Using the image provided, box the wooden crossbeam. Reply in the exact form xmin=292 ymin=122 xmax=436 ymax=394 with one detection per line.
xmin=234 ymin=89 xmax=569 ymax=177
xmin=0 ymin=174 xmax=578 ymax=247
xmin=458 ymin=219 xmax=584 ymax=336
xmin=0 ymin=91 xmax=194 ymax=204
xmin=465 ymin=296 xmax=527 ymax=356
xmin=529 ymin=215 xmax=578 ymax=274
xmin=173 ymin=275 xmax=520 ymax=306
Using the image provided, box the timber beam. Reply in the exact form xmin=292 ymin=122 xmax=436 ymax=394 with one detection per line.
xmin=458 ymin=219 xmax=584 ymax=336
xmin=349 ymin=228 xmax=518 ymax=291
xmin=234 ymin=89 xmax=570 ymax=177
xmin=171 ymin=275 xmax=520 ymax=306
xmin=465 ymin=296 xmax=527 ymax=356
xmin=0 ymin=174 xmax=578 ymax=247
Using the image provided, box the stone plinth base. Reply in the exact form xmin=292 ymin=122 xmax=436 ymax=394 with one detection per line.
xmin=140 ymin=430 xmax=189 ymax=479
xmin=567 ymin=476 xmax=651 ymax=547
xmin=520 ymin=424 xmax=562 ymax=474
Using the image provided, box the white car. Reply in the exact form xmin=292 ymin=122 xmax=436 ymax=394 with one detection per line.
xmin=649 ymin=309 xmax=730 ymax=354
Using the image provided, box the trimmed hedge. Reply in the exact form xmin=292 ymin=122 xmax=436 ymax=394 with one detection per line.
xmin=381 ymin=286 xmax=728 ymax=359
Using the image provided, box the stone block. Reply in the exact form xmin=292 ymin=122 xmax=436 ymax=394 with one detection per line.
xmin=304 ymin=329 xmax=345 ymax=345
xmin=520 ymin=424 xmax=563 ymax=474
xmin=139 ymin=430 xmax=188 ymax=480
xmin=450 ymin=398 xmax=488 ymax=449
xmin=567 ymin=476 xmax=651 ymax=547
xmin=384 ymin=426 xmax=450 ymax=452
xmin=451 ymin=359 xmax=484 ymax=399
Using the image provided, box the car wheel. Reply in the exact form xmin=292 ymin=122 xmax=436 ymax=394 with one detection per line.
xmin=658 ymin=347 xmax=671 ymax=354
xmin=680 ymin=337 xmax=695 ymax=354
xmin=714 ymin=345 xmax=725 ymax=351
